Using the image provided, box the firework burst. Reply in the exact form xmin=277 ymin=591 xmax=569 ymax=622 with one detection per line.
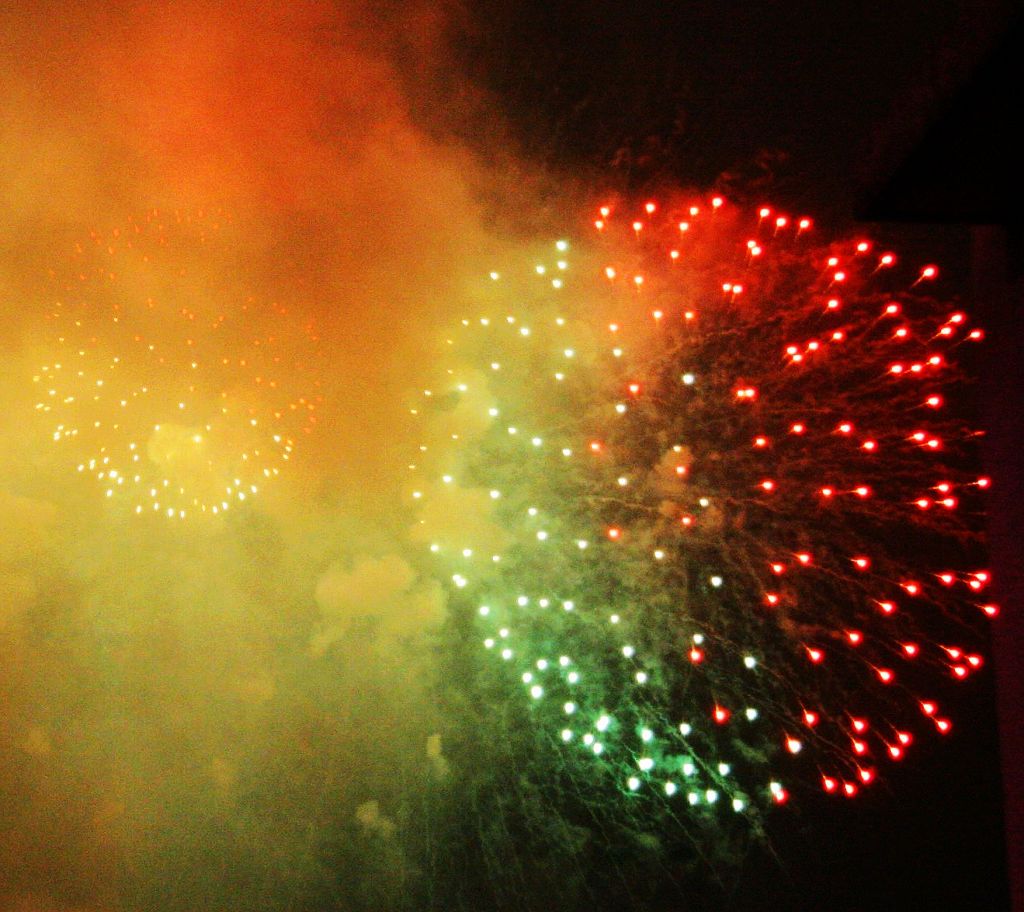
xmin=412 ymin=195 xmax=992 ymax=838
xmin=35 ymin=209 xmax=322 ymax=519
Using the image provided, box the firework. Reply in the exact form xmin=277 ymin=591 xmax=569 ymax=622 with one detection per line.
xmin=412 ymin=196 xmax=991 ymax=832
xmin=35 ymin=209 xmax=321 ymax=518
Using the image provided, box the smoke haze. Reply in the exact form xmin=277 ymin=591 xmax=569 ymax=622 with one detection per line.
xmin=0 ymin=2 xmax=520 ymax=908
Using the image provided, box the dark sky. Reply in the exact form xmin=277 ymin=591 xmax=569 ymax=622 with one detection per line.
xmin=440 ymin=0 xmax=1014 ymax=222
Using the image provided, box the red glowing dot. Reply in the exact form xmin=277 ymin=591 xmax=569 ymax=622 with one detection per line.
xmin=981 ymin=603 xmax=999 ymax=617
xmin=599 ymin=206 xmax=611 ymax=218
xmin=758 ymin=207 xmax=771 ymax=218
xmin=888 ymin=745 xmax=903 ymax=760
xmin=877 ymin=601 xmax=896 ymax=615
xmin=969 ymin=329 xmax=984 ymax=340
xmin=670 ymin=249 xmax=680 ymax=260
xmin=711 ymin=196 xmax=724 ymax=208
xmin=798 ymin=218 xmax=812 ymax=230
xmin=852 ymin=557 xmax=870 ymax=570
xmin=795 ymin=552 xmax=812 ymax=565
xmin=607 ymin=527 xmax=622 ymax=541
xmin=628 ymin=383 xmax=641 ymax=395
xmin=880 ymin=253 xmax=896 ymax=267
xmin=876 ymin=668 xmax=894 ymax=684
xmin=843 ymin=782 xmax=858 ymax=797
xmin=854 ymin=486 xmax=871 ymax=498
xmin=858 ymin=768 xmax=875 ymax=785
xmin=856 ymin=241 xmax=871 ymax=253
xmin=644 ymin=201 xmax=656 ymax=214
xmin=925 ymin=395 xmax=943 ymax=408
xmin=765 ymin=593 xmax=780 ymax=607
xmin=885 ymin=302 xmax=901 ymax=315
xmin=827 ymin=257 xmax=839 ymax=268
xmin=837 ymin=422 xmax=853 ymax=434
xmin=968 ymin=654 xmax=983 ymax=668
xmin=846 ymin=630 xmax=863 ymax=645
xmin=820 ymin=487 xmax=834 ymax=498
xmin=594 ymin=219 xmax=605 ymax=230
xmin=771 ymin=562 xmax=786 ymax=575
xmin=790 ymin=422 xmax=805 ymax=434
xmin=896 ymin=731 xmax=912 ymax=746
xmin=861 ymin=440 xmax=877 ymax=452
xmin=713 ymin=706 xmax=731 ymax=724
xmin=803 ymin=710 xmax=819 ymax=726
xmin=785 ymin=737 xmax=802 ymax=754
xmin=827 ymin=298 xmax=841 ymax=310
xmin=920 ymin=265 xmax=938 ymax=280
xmin=833 ymin=271 xmax=846 ymax=282
xmin=976 ymin=476 xmax=991 ymax=489
xmin=920 ymin=701 xmax=937 ymax=716
xmin=822 ymin=776 xmax=838 ymax=793
xmin=760 ymin=479 xmax=776 ymax=492
xmin=890 ymin=363 xmax=904 ymax=374
xmin=974 ymin=571 xmax=990 ymax=583
xmin=850 ymin=718 xmax=868 ymax=733
xmin=940 ymin=497 xmax=957 ymax=509
xmin=772 ymin=786 xmax=790 ymax=804
xmin=806 ymin=647 xmax=824 ymax=663
xmin=935 ymin=718 xmax=952 ymax=734
xmin=679 ymin=222 xmax=690 ymax=233
xmin=915 ymin=498 xmax=932 ymax=510
xmin=632 ymin=221 xmax=643 ymax=233
xmin=680 ymin=514 xmax=695 ymax=527
xmin=689 ymin=647 xmax=704 ymax=664
xmin=953 ymin=665 xmax=968 ymax=679
xmin=832 ymin=330 xmax=846 ymax=341
xmin=902 ymin=642 xmax=919 ymax=657
xmin=675 ymin=465 xmax=687 ymax=476
xmin=852 ymin=739 xmax=868 ymax=755
xmin=902 ymin=582 xmax=920 ymax=596
xmin=776 ymin=216 xmax=788 ymax=229
xmin=589 ymin=441 xmax=603 ymax=452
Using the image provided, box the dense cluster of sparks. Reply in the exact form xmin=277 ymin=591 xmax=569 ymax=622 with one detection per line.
xmin=412 ymin=196 xmax=993 ymax=832
xmin=35 ymin=209 xmax=321 ymax=518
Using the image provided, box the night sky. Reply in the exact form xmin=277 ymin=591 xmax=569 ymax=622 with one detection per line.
xmin=0 ymin=1 xmax=1015 ymax=910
